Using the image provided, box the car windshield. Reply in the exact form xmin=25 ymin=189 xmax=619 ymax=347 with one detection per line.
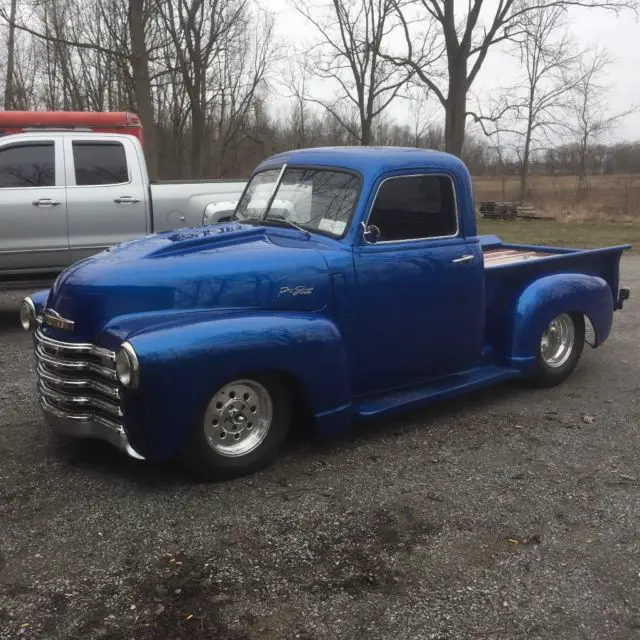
xmin=233 ymin=167 xmax=360 ymax=238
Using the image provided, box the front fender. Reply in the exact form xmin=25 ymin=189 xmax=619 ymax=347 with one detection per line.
xmin=29 ymin=288 xmax=51 ymax=315
xmin=117 ymin=312 xmax=351 ymax=460
xmin=509 ymin=273 xmax=613 ymax=371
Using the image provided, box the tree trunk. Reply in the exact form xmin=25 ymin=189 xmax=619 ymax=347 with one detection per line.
xmin=4 ymin=0 xmax=18 ymax=110
xmin=519 ymin=125 xmax=532 ymax=202
xmin=444 ymin=63 xmax=467 ymax=157
xmin=576 ymin=132 xmax=589 ymax=200
xmin=190 ymin=103 xmax=204 ymax=178
xmin=519 ymin=86 xmax=536 ymax=201
xmin=361 ymin=118 xmax=372 ymax=145
xmin=128 ymin=0 xmax=159 ymax=181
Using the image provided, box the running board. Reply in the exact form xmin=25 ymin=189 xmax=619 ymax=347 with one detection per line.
xmin=356 ymin=365 xmax=521 ymax=419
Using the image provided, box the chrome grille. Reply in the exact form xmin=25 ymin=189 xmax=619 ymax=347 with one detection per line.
xmin=34 ymin=330 xmax=123 ymax=429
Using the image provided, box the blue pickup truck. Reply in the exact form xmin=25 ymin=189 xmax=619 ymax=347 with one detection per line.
xmin=20 ymin=147 xmax=630 ymax=479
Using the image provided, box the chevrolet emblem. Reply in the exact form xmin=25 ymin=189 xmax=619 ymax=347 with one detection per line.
xmin=42 ymin=308 xmax=75 ymax=332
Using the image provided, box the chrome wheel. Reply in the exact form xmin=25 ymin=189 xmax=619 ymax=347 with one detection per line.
xmin=540 ymin=314 xmax=575 ymax=368
xmin=203 ymin=379 xmax=273 ymax=457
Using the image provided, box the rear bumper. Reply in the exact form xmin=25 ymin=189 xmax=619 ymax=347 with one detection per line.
xmin=616 ymin=287 xmax=631 ymax=310
xmin=41 ymin=397 xmax=144 ymax=460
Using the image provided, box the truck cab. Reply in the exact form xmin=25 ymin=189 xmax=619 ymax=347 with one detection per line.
xmin=20 ymin=147 xmax=630 ymax=480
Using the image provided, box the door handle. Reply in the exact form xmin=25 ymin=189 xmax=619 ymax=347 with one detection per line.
xmin=33 ymin=198 xmax=61 ymax=207
xmin=452 ymin=254 xmax=474 ymax=264
xmin=114 ymin=196 xmax=141 ymax=204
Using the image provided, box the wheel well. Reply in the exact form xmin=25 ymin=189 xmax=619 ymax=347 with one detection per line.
xmin=581 ymin=313 xmax=596 ymax=348
xmin=564 ymin=311 xmax=591 ymax=347
xmin=272 ymin=370 xmax=315 ymax=431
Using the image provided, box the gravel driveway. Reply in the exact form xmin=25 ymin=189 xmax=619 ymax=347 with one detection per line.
xmin=1 ymin=257 xmax=639 ymax=640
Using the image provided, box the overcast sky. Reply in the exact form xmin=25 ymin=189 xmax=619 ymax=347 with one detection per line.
xmin=269 ymin=0 xmax=640 ymax=144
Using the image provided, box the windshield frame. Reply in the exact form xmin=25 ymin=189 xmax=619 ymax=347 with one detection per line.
xmin=232 ymin=164 xmax=363 ymax=240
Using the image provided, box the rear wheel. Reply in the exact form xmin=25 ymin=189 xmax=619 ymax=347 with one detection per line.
xmin=531 ymin=312 xmax=585 ymax=387
xmin=181 ymin=374 xmax=291 ymax=480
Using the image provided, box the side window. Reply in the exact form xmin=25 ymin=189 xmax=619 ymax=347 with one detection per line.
xmin=367 ymin=175 xmax=458 ymax=242
xmin=72 ymin=142 xmax=128 ymax=186
xmin=0 ymin=143 xmax=55 ymax=188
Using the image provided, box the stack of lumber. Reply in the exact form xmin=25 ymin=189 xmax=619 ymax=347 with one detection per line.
xmin=479 ymin=201 xmax=556 ymax=221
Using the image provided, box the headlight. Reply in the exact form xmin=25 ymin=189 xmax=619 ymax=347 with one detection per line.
xmin=19 ymin=297 xmax=36 ymax=331
xmin=115 ymin=342 xmax=140 ymax=389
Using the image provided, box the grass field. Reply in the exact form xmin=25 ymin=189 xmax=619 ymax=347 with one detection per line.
xmin=476 ymin=218 xmax=640 ymax=250
xmin=473 ymin=173 xmax=640 ymax=222
xmin=473 ymin=172 xmax=640 ymax=251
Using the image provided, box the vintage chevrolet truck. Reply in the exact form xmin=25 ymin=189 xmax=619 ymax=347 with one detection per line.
xmin=20 ymin=147 xmax=631 ymax=479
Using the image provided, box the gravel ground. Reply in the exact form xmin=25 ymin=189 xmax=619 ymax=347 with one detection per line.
xmin=1 ymin=257 xmax=639 ymax=640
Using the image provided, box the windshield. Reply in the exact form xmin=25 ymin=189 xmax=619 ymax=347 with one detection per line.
xmin=234 ymin=167 xmax=360 ymax=237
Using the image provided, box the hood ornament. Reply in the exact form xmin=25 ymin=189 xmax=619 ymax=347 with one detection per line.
xmin=42 ymin=308 xmax=75 ymax=332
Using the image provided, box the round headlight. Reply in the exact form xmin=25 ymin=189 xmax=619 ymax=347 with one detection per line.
xmin=19 ymin=297 xmax=36 ymax=331
xmin=115 ymin=342 xmax=139 ymax=389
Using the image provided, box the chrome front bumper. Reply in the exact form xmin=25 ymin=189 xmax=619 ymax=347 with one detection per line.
xmin=41 ymin=397 xmax=144 ymax=460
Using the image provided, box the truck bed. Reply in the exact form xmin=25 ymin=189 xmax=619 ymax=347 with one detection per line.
xmin=479 ymin=235 xmax=630 ymax=272
xmin=483 ymin=246 xmax=555 ymax=267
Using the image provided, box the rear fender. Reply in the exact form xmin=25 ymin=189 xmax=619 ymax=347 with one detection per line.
xmin=119 ymin=313 xmax=351 ymax=460
xmin=509 ymin=273 xmax=613 ymax=371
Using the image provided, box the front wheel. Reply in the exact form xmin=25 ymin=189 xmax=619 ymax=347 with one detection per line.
xmin=531 ymin=312 xmax=585 ymax=387
xmin=181 ymin=375 xmax=291 ymax=480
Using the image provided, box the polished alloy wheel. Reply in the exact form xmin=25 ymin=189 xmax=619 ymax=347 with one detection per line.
xmin=203 ymin=379 xmax=273 ymax=457
xmin=540 ymin=313 xmax=575 ymax=368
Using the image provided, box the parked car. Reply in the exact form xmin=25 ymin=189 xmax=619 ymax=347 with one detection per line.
xmin=0 ymin=130 xmax=246 ymax=290
xmin=20 ymin=146 xmax=631 ymax=479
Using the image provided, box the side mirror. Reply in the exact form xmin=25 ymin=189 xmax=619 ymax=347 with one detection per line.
xmin=362 ymin=223 xmax=381 ymax=244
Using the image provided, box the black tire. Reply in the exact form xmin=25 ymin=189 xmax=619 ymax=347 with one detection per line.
xmin=531 ymin=312 xmax=585 ymax=388
xmin=181 ymin=374 xmax=291 ymax=480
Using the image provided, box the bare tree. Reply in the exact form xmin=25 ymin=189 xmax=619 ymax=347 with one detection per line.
xmin=511 ymin=2 xmax=581 ymax=199
xmin=294 ymin=0 xmax=421 ymax=145
xmin=129 ymin=0 xmax=159 ymax=179
xmin=406 ymin=86 xmax=440 ymax=147
xmin=4 ymin=0 xmax=17 ymax=109
xmin=283 ymin=56 xmax=315 ymax=148
xmin=568 ymin=48 xmax=634 ymax=198
xmin=390 ymin=0 xmax=637 ymax=158
xmin=159 ymin=0 xmax=248 ymax=177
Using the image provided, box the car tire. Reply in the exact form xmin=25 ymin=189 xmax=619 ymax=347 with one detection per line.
xmin=181 ymin=374 xmax=291 ymax=480
xmin=531 ymin=312 xmax=585 ymax=388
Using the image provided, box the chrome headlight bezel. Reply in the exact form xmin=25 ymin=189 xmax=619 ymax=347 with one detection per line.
xmin=20 ymin=297 xmax=37 ymax=331
xmin=115 ymin=342 xmax=140 ymax=389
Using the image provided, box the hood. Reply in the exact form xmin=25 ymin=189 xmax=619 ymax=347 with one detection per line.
xmin=44 ymin=223 xmax=332 ymax=341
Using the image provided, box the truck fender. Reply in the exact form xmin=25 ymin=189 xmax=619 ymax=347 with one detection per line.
xmin=120 ymin=312 xmax=352 ymax=460
xmin=28 ymin=288 xmax=51 ymax=314
xmin=509 ymin=273 xmax=613 ymax=371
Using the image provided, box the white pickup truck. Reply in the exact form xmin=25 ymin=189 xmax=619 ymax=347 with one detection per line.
xmin=0 ymin=131 xmax=246 ymax=289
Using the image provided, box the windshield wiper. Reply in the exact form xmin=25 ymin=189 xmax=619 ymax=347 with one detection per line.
xmin=234 ymin=214 xmax=311 ymax=239
xmin=264 ymin=216 xmax=311 ymax=239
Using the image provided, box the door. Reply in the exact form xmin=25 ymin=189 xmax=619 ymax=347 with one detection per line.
xmin=0 ymin=138 xmax=70 ymax=273
xmin=353 ymin=172 xmax=484 ymax=396
xmin=64 ymin=136 xmax=148 ymax=263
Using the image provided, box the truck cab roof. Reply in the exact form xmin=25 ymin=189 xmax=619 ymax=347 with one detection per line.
xmin=256 ymin=146 xmax=470 ymax=178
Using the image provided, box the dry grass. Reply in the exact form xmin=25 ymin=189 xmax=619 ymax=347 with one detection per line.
xmin=473 ymin=173 xmax=640 ymax=222
xmin=476 ymin=218 xmax=639 ymax=251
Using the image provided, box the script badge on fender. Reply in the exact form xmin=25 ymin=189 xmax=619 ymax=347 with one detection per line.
xmin=278 ymin=286 xmax=314 ymax=297
xmin=41 ymin=308 xmax=75 ymax=332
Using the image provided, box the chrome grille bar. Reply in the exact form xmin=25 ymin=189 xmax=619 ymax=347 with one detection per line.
xmin=34 ymin=329 xmax=123 ymax=425
xmin=35 ymin=345 xmax=118 ymax=381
